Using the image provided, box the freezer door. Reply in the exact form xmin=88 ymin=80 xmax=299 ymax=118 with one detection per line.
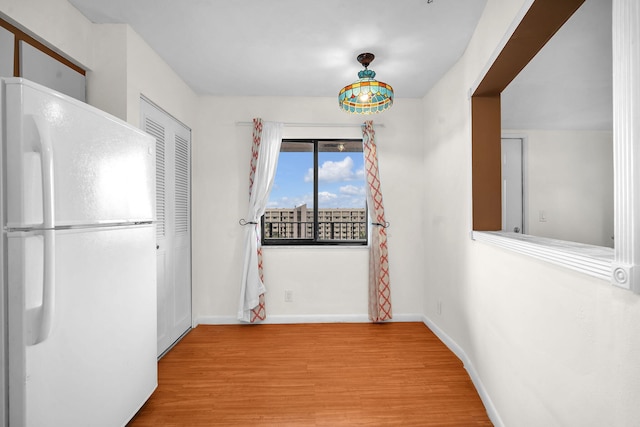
xmin=7 ymin=225 xmax=157 ymax=427
xmin=2 ymin=78 xmax=155 ymax=229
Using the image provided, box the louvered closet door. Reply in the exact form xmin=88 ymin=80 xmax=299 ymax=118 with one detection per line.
xmin=141 ymin=98 xmax=192 ymax=357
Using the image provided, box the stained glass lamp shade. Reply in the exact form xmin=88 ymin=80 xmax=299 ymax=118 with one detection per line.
xmin=338 ymin=53 xmax=394 ymax=114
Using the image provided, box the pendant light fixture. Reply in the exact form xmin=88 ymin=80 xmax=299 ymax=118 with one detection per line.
xmin=338 ymin=53 xmax=394 ymax=114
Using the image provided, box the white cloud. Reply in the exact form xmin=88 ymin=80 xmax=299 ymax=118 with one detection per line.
xmin=318 ymin=191 xmax=338 ymax=203
xmin=304 ymin=156 xmax=358 ymax=183
xmin=304 ymin=169 xmax=312 ymax=182
xmin=339 ymin=184 xmax=365 ymax=196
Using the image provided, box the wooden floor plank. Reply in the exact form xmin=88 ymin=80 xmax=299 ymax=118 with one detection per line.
xmin=128 ymin=322 xmax=492 ymax=426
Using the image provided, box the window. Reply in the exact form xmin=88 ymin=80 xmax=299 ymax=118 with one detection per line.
xmin=262 ymin=139 xmax=367 ymax=246
xmin=0 ymin=18 xmax=86 ymax=102
xmin=471 ymin=0 xmax=640 ymax=292
xmin=500 ymin=0 xmax=613 ymax=248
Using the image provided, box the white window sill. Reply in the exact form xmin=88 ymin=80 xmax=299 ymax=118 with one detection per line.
xmin=472 ymin=231 xmax=613 ymax=281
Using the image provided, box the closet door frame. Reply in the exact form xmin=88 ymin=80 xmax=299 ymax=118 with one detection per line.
xmin=140 ymin=96 xmax=192 ymax=358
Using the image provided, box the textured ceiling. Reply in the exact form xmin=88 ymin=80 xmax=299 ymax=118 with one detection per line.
xmin=68 ymin=0 xmax=611 ymax=129
xmin=68 ymin=0 xmax=487 ymax=98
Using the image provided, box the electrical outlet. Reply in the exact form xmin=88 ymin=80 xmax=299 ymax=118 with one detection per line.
xmin=284 ymin=290 xmax=293 ymax=302
xmin=437 ymin=300 xmax=442 ymax=316
xmin=539 ymin=210 xmax=547 ymax=222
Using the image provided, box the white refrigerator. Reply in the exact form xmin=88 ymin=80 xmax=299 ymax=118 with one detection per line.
xmin=0 ymin=78 xmax=158 ymax=426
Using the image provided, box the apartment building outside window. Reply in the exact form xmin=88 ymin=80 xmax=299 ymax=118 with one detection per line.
xmin=262 ymin=139 xmax=367 ymax=246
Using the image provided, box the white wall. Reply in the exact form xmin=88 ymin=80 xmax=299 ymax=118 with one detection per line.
xmin=423 ymin=0 xmax=640 ymax=425
xmin=87 ymin=24 xmax=128 ymax=119
xmin=193 ymin=96 xmax=425 ymax=323
xmin=509 ymin=129 xmax=613 ymax=247
xmin=124 ymin=26 xmax=197 ymax=128
xmin=87 ymin=24 xmax=198 ymax=128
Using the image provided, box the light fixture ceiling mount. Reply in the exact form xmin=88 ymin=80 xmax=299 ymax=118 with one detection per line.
xmin=356 ymin=52 xmax=375 ymax=68
xmin=338 ymin=52 xmax=394 ymax=114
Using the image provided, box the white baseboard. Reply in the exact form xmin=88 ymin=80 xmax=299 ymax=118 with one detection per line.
xmin=421 ymin=315 xmax=504 ymax=427
xmin=196 ymin=313 xmax=424 ymax=326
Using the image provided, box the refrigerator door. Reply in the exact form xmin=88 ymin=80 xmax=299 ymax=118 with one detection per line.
xmin=2 ymin=78 xmax=155 ymax=229
xmin=7 ymin=225 xmax=157 ymax=427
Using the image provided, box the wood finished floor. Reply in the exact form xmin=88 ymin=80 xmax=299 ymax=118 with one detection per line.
xmin=128 ymin=322 xmax=492 ymax=426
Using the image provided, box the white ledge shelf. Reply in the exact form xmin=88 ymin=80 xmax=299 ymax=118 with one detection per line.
xmin=472 ymin=231 xmax=613 ymax=281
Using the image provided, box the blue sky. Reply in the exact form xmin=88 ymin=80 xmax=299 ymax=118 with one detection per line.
xmin=267 ymin=152 xmax=366 ymax=209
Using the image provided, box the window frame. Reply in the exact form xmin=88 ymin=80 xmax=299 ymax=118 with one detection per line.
xmin=0 ymin=17 xmax=86 ymax=78
xmin=261 ymin=138 xmax=368 ymax=247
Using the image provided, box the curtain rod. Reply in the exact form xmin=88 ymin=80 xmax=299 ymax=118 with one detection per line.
xmin=235 ymin=121 xmax=385 ymax=128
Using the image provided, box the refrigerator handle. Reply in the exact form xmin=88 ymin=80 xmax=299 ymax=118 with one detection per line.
xmin=27 ymin=117 xmax=57 ymax=345
xmin=32 ymin=115 xmax=55 ymax=228
xmin=27 ymin=230 xmax=56 ymax=346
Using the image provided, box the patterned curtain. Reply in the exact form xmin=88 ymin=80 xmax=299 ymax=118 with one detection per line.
xmin=238 ymin=118 xmax=283 ymax=322
xmin=362 ymin=120 xmax=392 ymax=322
